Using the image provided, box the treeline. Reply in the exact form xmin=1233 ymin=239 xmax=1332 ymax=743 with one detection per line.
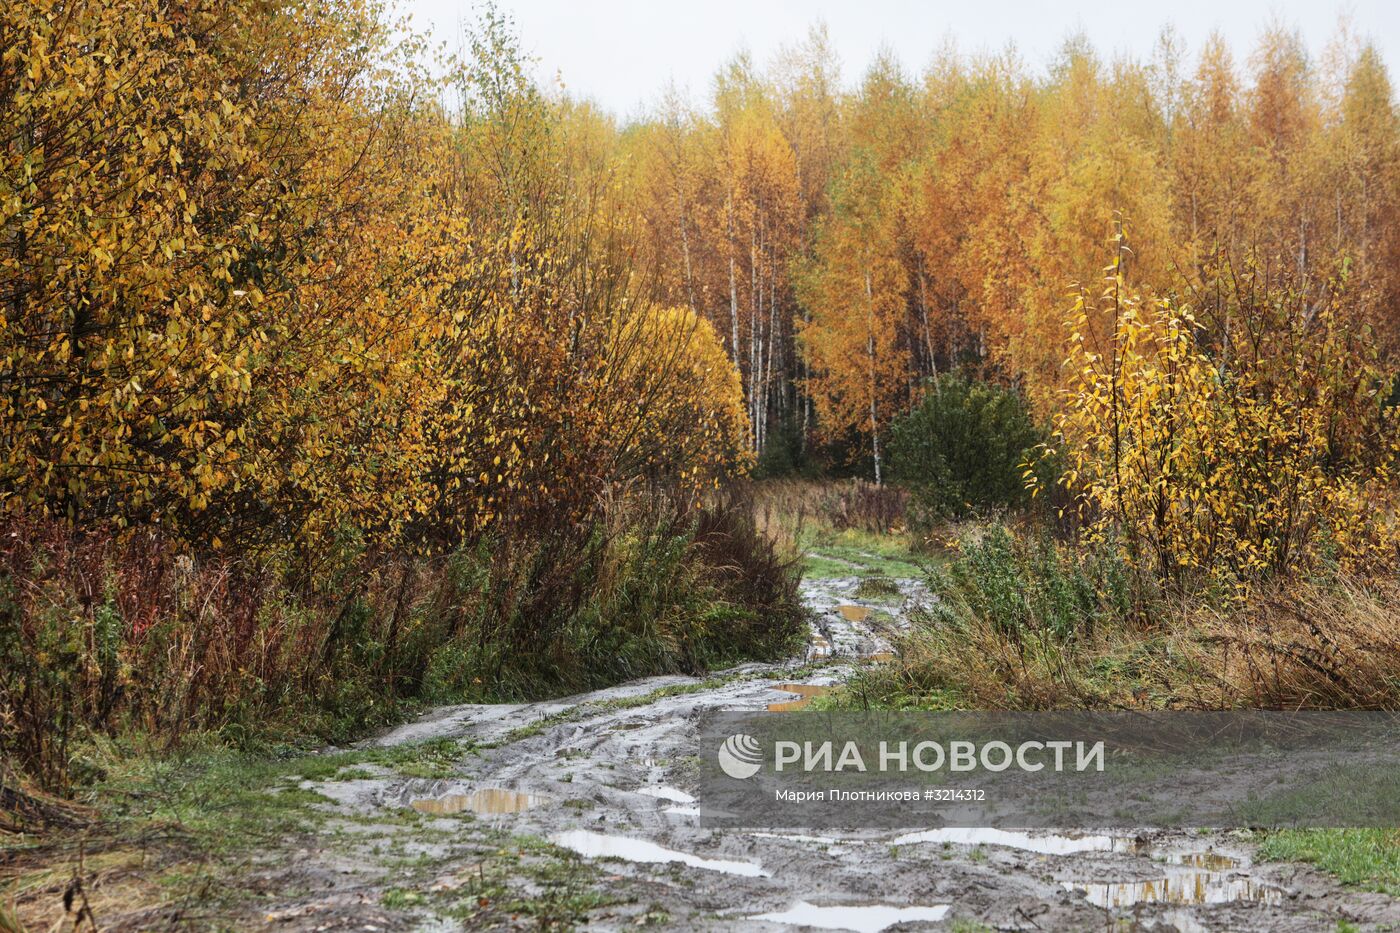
xmin=6 ymin=1 xmax=1396 ymax=581
xmin=616 ymin=25 xmax=1399 ymax=476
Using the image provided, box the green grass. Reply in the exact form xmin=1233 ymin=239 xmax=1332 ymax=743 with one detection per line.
xmin=853 ymin=573 xmax=905 ymax=600
xmin=948 ymin=921 xmax=996 ymax=933
xmin=1257 ymin=829 xmax=1400 ymax=895
xmin=1231 ymin=759 xmax=1400 ymax=830
xmin=5 ymin=733 xmax=622 ymax=927
xmin=67 ymin=734 xmax=483 ymax=857
xmin=800 ymin=528 xmax=928 ymax=579
xmin=807 ymin=678 xmax=960 ymax=711
xmin=397 ymin=833 xmax=616 ymax=928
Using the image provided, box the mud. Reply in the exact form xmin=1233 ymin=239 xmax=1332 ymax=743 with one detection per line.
xmin=261 ymin=570 xmax=1400 ymax=931
xmin=410 ymin=789 xmax=548 ymax=816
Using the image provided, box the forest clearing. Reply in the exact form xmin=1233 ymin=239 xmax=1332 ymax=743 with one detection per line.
xmin=4 ymin=0 xmax=1400 ymax=929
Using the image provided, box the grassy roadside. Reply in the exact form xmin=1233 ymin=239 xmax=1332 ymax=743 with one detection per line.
xmin=3 ymin=489 xmax=812 ymax=928
xmin=3 ymin=494 xmax=807 ymax=797
xmin=1255 ymin=829 xmax=1400 ymax=896
xmin=802 ymin=513 xmax=1400 ymax=900
xmin=801 ymin=528 xmax=928 ymax=580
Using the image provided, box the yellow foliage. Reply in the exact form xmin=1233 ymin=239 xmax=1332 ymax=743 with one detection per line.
xmin=617 ymin=307 xmax=753 ymax=490
xmin=0 ymin=0 xmax=752 ymax=554
xmin=1046 ymin=236 xmax=1399 ymax=589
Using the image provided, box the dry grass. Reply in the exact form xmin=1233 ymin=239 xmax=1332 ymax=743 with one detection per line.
xmin=2 ymin=777 xmax=194 ymax=933
xmin=3 ymin=837 xmax=200 ymax=932
xmin=0 ymin=774 xmax=93 ymax=837
xmin=749 ymin=479 xmax=909 ymax=550
xmin=1184 ymin=578 xmax=1400 ymax=710
xmin=862 ymin=604 xmax=1175 ymax=710
xmin=855 ymin=562 xmax=1400 ymax=712
xmin=1 ymin=896 xmax=22 ymax=933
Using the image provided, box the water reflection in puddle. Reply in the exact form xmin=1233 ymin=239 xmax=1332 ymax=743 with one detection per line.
xmin=1064 ymin=870 xmax=1283 ymax=909
xmin=1164 ymin=850 xmax=1242 ymax=871
xmin=635 ymin=786 xmax=695 ymax=804
xmin=768 ymin=683 xmax=834 ymax=712
xmin=411 ymin=788 xmax=546 ymax=816
xmin=891 ymin=828 xmax=1245 ymax=871
xmin=836 ymin=604 xmax=871 ymax=622
xmin=1049 ymin=839 xmax=1274 ymax=911
xmin=888 ymin=828 xmax=1273 ymax=915
xmin=549 ymin=830 xmax=769 ymax=877
xmin=635 ymin=785 xmax=701 ymax=816
xmin=892 ymin=827 xmax=1129 ymax=856
xmin=751 ymin=901 xmax=949 ymax=932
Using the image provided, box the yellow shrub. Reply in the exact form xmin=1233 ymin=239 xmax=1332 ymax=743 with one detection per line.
xmin=614 ymin=306 xmax=753 ymax=494
xmin=1045 ymin=244 xmax=1398 ymax=590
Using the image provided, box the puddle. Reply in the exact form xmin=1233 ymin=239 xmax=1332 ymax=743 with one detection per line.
xmin=1063 ymin=869 xmax=1285 ymax=909
xmin=891 ymin=827 xmax=1128 ymax=856
xmin=636 ymin=786 xmax=695 ymax=804
xmin=768 ymin=683 xmax=834 ymax=712
xmin=892 ymin=829 xmax=1268 ymax=910
xmin=836 ymin=604 xmax=871 ymax=622
xmin=410 ymin=788 xmax=546 ymax=816
xmin=549 ymin=830 xmax=769 ymax=877
xmin=774 ymin=684 xmax=833 ymax=697
xmin=891 ymin=828 xmax=1244 ymax=869
xmin=768 ymin=699 xmax=817 ymax=712
xmin=1164 ymin=850 xmax=1242 ymax=870
xmin=751 ymin=901 xmax=949 ymax=932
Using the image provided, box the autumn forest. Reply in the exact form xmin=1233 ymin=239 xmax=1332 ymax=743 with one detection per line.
xmin=635 ymin=22 xmax=1400 ymax=479
xmin=5 ymin=2 xmax=1400 ymax=923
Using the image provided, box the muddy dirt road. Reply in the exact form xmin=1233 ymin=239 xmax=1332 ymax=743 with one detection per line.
xmin=265 ymin=570 xmax=1400 ymax=932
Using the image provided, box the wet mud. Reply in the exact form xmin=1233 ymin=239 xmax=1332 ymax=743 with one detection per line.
xmin=261 ymin=570 xmax=1400 ymax=931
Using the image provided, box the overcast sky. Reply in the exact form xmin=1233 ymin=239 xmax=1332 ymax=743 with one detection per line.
xmin=398 ymin=1 xmax=1399 ymax=119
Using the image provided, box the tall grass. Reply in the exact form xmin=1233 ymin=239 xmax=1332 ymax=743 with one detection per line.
xmin=421 ymin=491 xmax=804 ymax=701
xmin=1183 ymin=579 xmax=1400 ymax=710
xmin=846 ymin=522 xmax=1400 ymax=712
xmin=750 ymin=478 xmax=908 ymax=548
xmin=0 ymin=493 xmax=804 ymax=793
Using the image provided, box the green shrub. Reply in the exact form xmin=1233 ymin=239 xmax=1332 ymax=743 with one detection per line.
xmin=832 ymin=523 xmax=1144 ymax=711
xmin=924 ymin=524 xmax=1132 ymax=642
xmin=888 ymin=373 xmax=1044 ymax=522
xmin=751 ymin=415 xmax=815 ymax=479
xmin=419 ymin=495 xmax=804 ymax=701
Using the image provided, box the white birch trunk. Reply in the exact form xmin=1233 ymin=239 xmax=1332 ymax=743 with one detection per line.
xmin=865 ymin=269 xmax=882 ymax=486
